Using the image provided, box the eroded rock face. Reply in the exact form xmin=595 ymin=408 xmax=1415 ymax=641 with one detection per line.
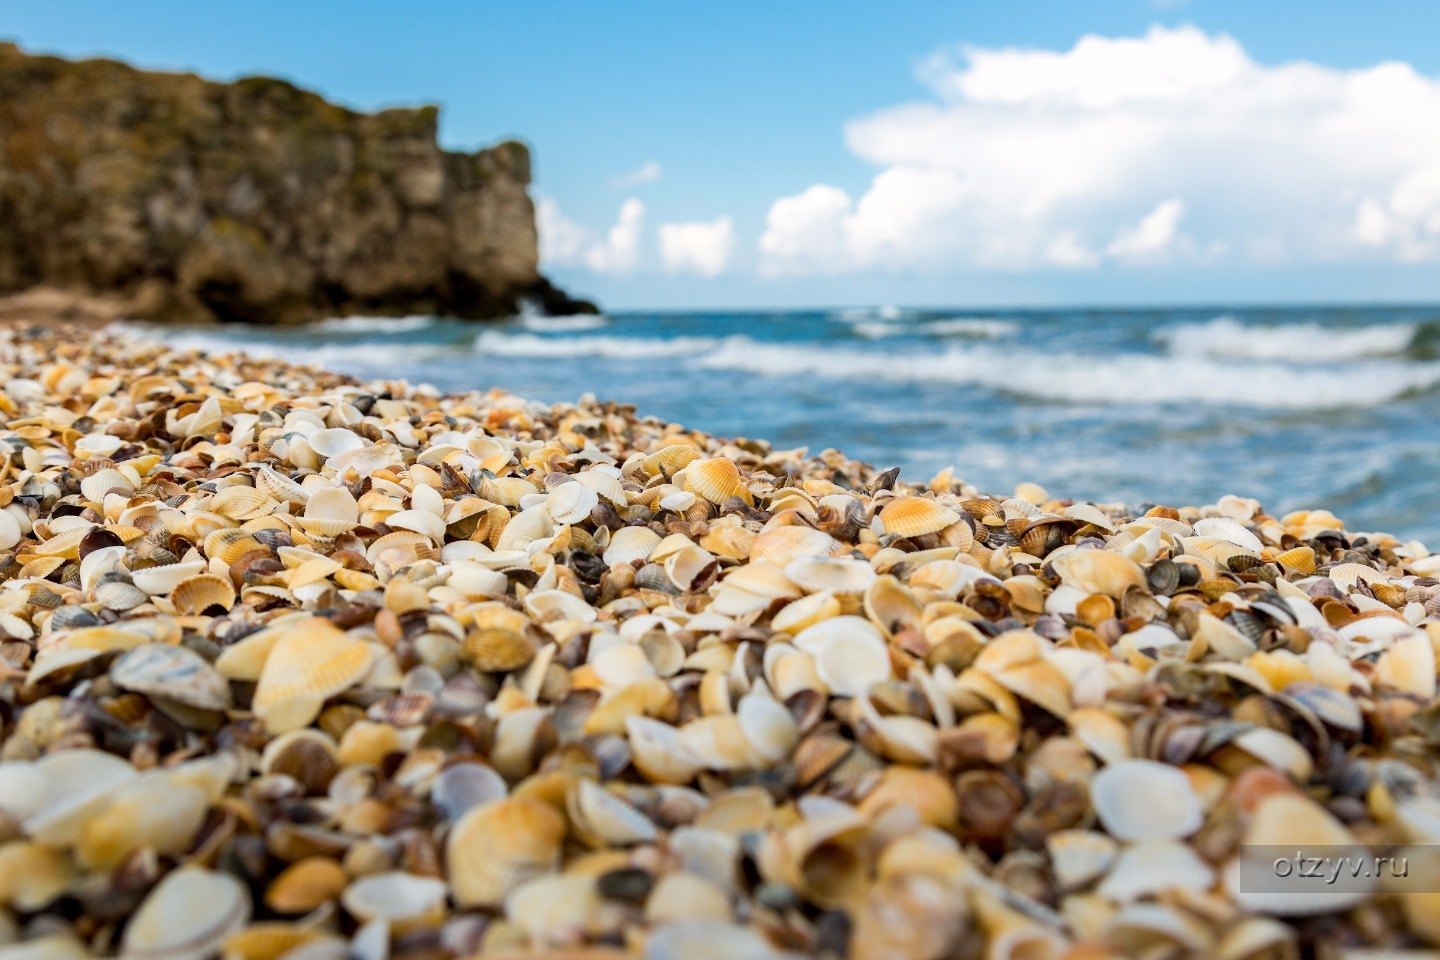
xmin=0 ymin=43 xmax=593 ymax=323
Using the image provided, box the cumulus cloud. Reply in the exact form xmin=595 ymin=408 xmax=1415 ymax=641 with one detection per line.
xmin=537 ymin=196 xmax=646 ymax=274
xmin=759 ymin=25 xmax=1440 ymax=275
xmin=609 ymin=161 xmax=664 ymax=190
xmin=659 ymin=216 xmax=736 ymax=277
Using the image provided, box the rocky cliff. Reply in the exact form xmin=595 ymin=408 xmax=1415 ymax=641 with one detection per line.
xmin=0 ymin=43 xmax=593 ymax=324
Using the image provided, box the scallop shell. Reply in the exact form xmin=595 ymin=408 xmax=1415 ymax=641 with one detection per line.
xmin=252 ymin=617 xmax=376 ymax=733
xmin=77 ymin=772 xmax=210 ymax=870
xmin=80 ymin=467 xmax=135 ymax=503
xmin=1090 ymin=759 xmax=1203 ymax=842
xmin=878 ymin=498 xmax=960 ymax=537
xmin=203 ymin=528 xmax=267 ymax=565
xmin=447 ymin=796 xmax=566 ymax=907
xmin=171 ymin=574 xmax=237 ymax=615
xmin=641 ymin=443 xmax=702 ymax=478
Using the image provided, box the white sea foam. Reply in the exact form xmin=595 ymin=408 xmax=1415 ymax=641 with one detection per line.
xmin=518 ymin=314 xmax=610 ymax=332
xmin=833 ymin=304 xmax=908 ymax=323
xmin=694 ymin=336 xmax=1440 ymax=410
xmin=317 ymin=315 xmax=437 ymax=333
xmin=473 ymin=331 xmax=717 ymax=359
xmin=853 ymin=317 xmax=1017 ymax=339
xmin=1156 ymin=315 xmax=1420 ymax=362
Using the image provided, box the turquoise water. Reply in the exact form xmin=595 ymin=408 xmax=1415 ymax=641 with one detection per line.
xmin=125 ymin=304 xmax=1440 ymax=544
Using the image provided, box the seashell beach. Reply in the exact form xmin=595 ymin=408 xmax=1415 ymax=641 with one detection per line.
xmin=3 ymin=320 xmax=1440 ymax=960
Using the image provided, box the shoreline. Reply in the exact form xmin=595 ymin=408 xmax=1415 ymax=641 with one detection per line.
xmin=0 ymin=319 xmax=1437 ymax=957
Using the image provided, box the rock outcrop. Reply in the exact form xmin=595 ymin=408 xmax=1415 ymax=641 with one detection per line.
xmin=0 ymin=43 xmax=595 ymax=324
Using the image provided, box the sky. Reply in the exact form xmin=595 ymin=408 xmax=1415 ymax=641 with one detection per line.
xmin=7 ymin=1 xmax=1440 ymax=310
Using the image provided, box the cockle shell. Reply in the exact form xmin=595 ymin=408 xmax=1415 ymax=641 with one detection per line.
xmin=784 ymin=556 xmax=875 ymax=595
xmin=878 ymin=498 xmax=960 ymax=537
xmin=1050 ymin=548 xmax=1146 ymax=598
xmin=252 ymin=618 xmax=375 ymax=733
xmin=547 ymin=481 xmax=599 ymax=525
xmin=447 ymin=796 xmax=566 ymax=907
xmin=684 ymin=457 xmax=752 ymax=505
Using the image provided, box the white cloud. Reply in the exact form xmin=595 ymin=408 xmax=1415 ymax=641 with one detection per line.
xmin=760 ymin=25 xmax=1440 ymax=275
xmin=659 ymin=216 xmax=736 ymax=277
xmin=1106 ymin=198 xmax=1187 ymax=262
xmin=610 ymin=161 xmax=664 ymax=190
xmin=537 ymin=196 xmax=646 ymax=275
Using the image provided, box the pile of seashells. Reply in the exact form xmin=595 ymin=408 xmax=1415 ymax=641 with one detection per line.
xmin=0 ymin=323 xmax=1439 ymax=960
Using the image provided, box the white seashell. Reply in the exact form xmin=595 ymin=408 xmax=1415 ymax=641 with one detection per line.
xmin=120 ymin=867 xmax=250 ymax=960
xmin=575 ymin=468 xmax=628 ymax=506
xmin=603 ymin=526 xmax=662 ymax=567
xmin=1097 ymin=840 xmax=1215 ymax=901
xmin=308 ymin=427 xmax=366 ymax=459
xmin=1089 ymin=759 xmax=1203 ymax=843
xmin=387 ymin=508 xmax=446 ymax=541
xmin=792 ymin=615 xmax=891 ymax=696
xmin=1192 ymin=516 xmax=1264 ymax=554
xmin=130 ymin=560 xmax=207 ymax=596
xmin=447 ymin=564 xmax=509 ymax=600
xmin=783 ymin=556 xmax=875 ymax=595
xmin=547 ymin=482 xmax=598 ymax=525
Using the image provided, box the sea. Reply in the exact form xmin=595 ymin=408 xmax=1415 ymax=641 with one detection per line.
xmin=120 ymin=304 xmax=1440 ymax=545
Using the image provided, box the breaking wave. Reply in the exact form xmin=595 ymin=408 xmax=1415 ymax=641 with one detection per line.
xmin=1155 ymin=314 xmax=1427 ymax=362
xmin=852 ymin=316 xmax=1018 ymax=340
xmin=474 ymin=331 xmax=717 ymax=359
xmin=692 ymin=337 xmax=1440 ymax=410
xmin=518 ymin=314 xmax=610 ymax=332
xmin=316 ymin=315 xmax=438 ymax=334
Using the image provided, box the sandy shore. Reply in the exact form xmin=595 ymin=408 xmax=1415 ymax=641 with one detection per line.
xmin=0 ymin=320 xmax=1437 ymax=958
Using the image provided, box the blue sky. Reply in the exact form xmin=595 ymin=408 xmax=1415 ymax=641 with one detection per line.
xmin=7 ymin=1 xmax=1440 ymax=309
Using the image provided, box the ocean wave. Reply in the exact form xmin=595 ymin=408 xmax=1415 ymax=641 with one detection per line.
xmin=474 ymin=331 xmax=717 ymax=359
xmin=317 ymin=315 xmax=437 ymax=334
xmin=694 ymin=336 xmax=1440 ymax=409
xmin=518 ymin=314 xmax=610 ymax=333
xmin=853 ymin=316 xmax=1018 ymax=340
xmin=832 ymin=304 xmax=907 ymax=323
xmin=1155 ymin=315 xmax=1423 ymax=362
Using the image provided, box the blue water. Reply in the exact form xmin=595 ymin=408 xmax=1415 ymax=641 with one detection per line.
xmin=126 ymin=304 xmax=1440 ymax=544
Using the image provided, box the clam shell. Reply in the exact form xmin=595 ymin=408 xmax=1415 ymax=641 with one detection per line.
xmin=784 ymin=556 xmax=875 ymax=595
xmin=252 ymin=617 xmax=376 ymax=733
xmin=308 ymin=427 xmax=365 ymax=459
xmin=386 ymin=508 xmax=446 ymax=541
xmin=121 ymin=867 xmax=251 ymax=960
xmin=111 ymin=643 xmax=230 ymax=710
xmin=793 ymin=616 xmax=891 ymax=696
xmin=1090 ymin=759 xmax=1203 ymax=842
xmin=341 ymin=872 xmax=447 ymax=930
xmin=77 ymin=772 xmax=210 ymax=870
xmin=131 ymin=560 xmax=208 ymax=596
xmin=575 ymin=467 xmax=628 ymax=506
xmin=209 ymin=486 xmax=279 ymax=521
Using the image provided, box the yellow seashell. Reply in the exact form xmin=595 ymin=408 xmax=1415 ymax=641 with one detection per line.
xmin=252 ymin=617 xmax=376 ymax=733
xmin=683 ymin=457 xmax=752 ymax=506
xmin=171 ymin=573 xmax=237 ymax=615
xmin=204 ymin=528 xmax=267 ymax=565
xmin=878 ymin=497 xmax=961 ymax=538
xmin=265 ymin=857 xmax=348 ymax=914
xmin=210 ymin=485 xmax=280 ymax=521
xmin=447 ymin=796 xmax=566 ymax=908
